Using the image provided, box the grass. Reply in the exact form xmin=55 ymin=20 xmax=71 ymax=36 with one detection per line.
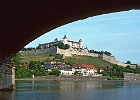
xmin=20 ymin=53 xmax=55 ymax=63
xmin=65 ymin=55 xmax=113 ymax=68
xmin=20 ymin=53 xmax=113 ymax=68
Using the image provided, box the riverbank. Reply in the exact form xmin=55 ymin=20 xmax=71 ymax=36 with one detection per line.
xmin=16 ymin=75 xmax=108 ymax=81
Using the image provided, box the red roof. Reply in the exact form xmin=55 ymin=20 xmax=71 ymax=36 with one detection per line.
xmin=100 ymin=68 xmax=104 ymax=70
xmin=52 ymin=62 xmax=65 ymax=67
xmin=81 ymin=64 xmax=96 ymax=70
xmin=72 ymin=64 xmax=82 ymax=68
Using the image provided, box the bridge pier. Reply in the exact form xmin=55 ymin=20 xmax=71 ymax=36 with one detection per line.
xmin=0 ymin=59 xmax=16 ymax=90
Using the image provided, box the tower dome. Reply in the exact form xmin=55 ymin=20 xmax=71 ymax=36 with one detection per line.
xmin=79 ymin=39 xmax=82 ymax=42
xmin=54 ymin=38 xmax=58 ymax=42
xmin=63 ymin=35 xmax=68 ymax=39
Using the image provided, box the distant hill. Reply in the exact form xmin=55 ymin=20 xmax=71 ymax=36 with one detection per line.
xmin=65 ymin=55 xmax=113 ymax=68
xmin=20 ymin=53 xmax=113 ymax=68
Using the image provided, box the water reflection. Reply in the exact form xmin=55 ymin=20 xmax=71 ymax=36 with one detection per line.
xmin=1 ymin=81 xmax=140 ymax=100
xmin=0 ymin=90 xmax=15 ymax=100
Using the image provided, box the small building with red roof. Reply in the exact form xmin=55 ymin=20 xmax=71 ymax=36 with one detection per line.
xmin=72 ymin=64 xmax=97 ymax=76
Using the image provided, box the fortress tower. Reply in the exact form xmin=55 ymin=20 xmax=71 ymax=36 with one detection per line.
xmin=79 ymin=39 xmax=82 ymax=48
xmin=62 ymin=35 xmax=68 ymax=45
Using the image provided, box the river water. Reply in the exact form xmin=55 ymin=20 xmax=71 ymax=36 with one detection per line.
xmin=1 ymin=80 xmax=140 ymax=100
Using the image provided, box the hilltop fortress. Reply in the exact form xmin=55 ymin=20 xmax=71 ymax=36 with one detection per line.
xmin=20 ymin=35 xmax=131 ymax=67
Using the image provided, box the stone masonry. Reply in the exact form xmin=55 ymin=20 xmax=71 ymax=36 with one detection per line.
xmin=0 ymin=60 xmax=16 ymax=90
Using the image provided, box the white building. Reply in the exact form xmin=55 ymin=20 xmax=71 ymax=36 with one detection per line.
xmin=72 ymin=64 xmax=97 ymax=76
xmin=39 ymin=35 xmax=83 ymax=49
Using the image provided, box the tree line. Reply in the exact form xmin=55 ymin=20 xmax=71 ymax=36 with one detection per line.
xmin=89 ymin=50 xmax=112 ymax=56
xmin=13 ymin=53 xmax=60 ymax=78
xmin=101 ymin=64 xmax=140 ymax=80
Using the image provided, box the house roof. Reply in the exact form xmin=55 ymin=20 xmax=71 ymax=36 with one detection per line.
xmin=52 ymin=62 xmax=65 ymax=67
xmin=72 ymin=64 xmax=82 ymax=68
xmin=100 ymin=68 xmax=104 ymax=70
xmin=81 ymin=64 xmax=96 ymax=70
xmin=72 ymin=64 xmax=96 ymax=69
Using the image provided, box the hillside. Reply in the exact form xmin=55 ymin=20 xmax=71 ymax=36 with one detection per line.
xmin=20 ymin=53 xmax=55 ymax=62
xmin=20 ymin=53 xmax=113 ymax=68
xmin=65 ymin=55 xmax=113 ymax=68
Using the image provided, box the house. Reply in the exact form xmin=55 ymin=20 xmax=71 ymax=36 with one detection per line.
xmin=72 ymin=64 xmax=97 ymax=76
xmin=103 ymin=68 xmax=112 ymax=72
xmin=44 ymin=62 xmax=73 ymax=75
xmin=44 ymin=62 xmax=53 ymax=70
xmin=100 ymin=68 xmax=104 ymax=72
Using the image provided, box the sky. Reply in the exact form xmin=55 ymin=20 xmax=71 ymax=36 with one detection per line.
xmin=25 ymin=10 xmax=140 ymax=64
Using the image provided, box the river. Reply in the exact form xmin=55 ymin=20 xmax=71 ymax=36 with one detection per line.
xmin=0 ymin=80 xmax=140 ymax=100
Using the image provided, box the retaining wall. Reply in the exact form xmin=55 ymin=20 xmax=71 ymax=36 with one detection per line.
xmin=124 ymin=73 xmax=140 ymax=82
xmin=19 ymin=75 xmax=107 ymax=81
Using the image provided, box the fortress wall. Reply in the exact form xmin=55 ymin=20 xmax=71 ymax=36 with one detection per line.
xmin=99 ymin=54 xmax=117 ymax=64
xmin=57 ymin=47 xmax=72 ymax=56
xmin=20 ymin=49 xmax=49 ymax=55
xmin=124 ymin=73 xmax=140 ymax=81
xmin=130 ymin=64 xmax=137 ymax=68
xmin=56 ymin=47 xmax=89 ymax=57
xmin=87 ymin=53 xmax=99 ymax=57
xmin=117 ymin=62 xmax=129 ymax=67
xmin=48 ymin=46 xmax=57 ymax=56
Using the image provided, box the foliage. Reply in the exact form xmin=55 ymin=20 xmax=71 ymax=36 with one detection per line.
xmin=65 ymin=55 xmax=112 ymax=68
xmin=21 ymin=47 xmax=35 ymax=51
xmin=101 ymin=64 xmax=140 ymax=80
xmin=89 ymin=50 xmax=112 ymax=56
xmin=125 ymin=61 xmax=131 ymax=64
xmin=28 ymin=61 xmax=48 ymax=76
xmin=54 ymin=54 xmax=64 ymax=62
xmin=13 ymin=53 xmax=48 ymax=78
xmin=48 ymin=68 xmax=60 ymax=76
xmin=53 ymin=42 xmax=70 ymax=49
xmin=74 ymin=71 xmax=79 ymax=75
xmin=13 ymin=52 xmax=21 ymax=66
xmin=65 ymin=62 xmax=73 ymax=66
xmin=13 ymin=53 xmax=29 ymax=78
xmin=36 ymin=46 xmax=42 ymax=50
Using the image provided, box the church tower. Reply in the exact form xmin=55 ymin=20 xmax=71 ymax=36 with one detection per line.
xmin=79 ymin=39 xmax=82 ymax=48
xmin=62 ymin=35 xmax=68 ymax=44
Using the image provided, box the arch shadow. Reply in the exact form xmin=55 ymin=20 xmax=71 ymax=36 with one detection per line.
xmin=1 ymin=1 xmax=140 ymax=62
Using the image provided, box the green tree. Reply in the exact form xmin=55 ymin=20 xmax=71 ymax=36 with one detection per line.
xmin=104 ymin=51 xmax=112 ymax=56
xmin=13 ymin=53 xmax=29 ymax=78
xmin=49 ymin=68 xmax=60 ymax=76
xmin=53 ymin=42 xmax=70 ymax=49
xmin=125 ymin=61 xmax=131 ymax=64
xmin=54 ymin=54 xmax=64 ymax=62
xmin=36 ymin=46 xmax=41 ymax=50
xmin=74 ymin=71 xmax=79 ymax=75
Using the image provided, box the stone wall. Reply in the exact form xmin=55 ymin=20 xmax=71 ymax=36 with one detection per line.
xmin=124 ymin=73 xmax=140 ymax=82
xmin=48 ymin=46 xmax=57 ymax=56
xmin=98 ymin=54 xmax=118 ymax=64
xmin=20 ymin=49 xmax=49 ymax=55
xmin=117 ymin=62 xmax=129 ymax=67
xmin=87 ymin=53 xmax=99 ymax=57
xmin=0 ymin=61 xmax=15 ymax=90
xmin=22 ymin=75 xmax=107 ymax=81
xmin=56 ymin=47 xmax=89 ymax=57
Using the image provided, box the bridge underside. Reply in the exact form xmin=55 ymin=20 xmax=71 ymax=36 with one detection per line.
xmin=0 ymin=1 xmax=140 ymax=90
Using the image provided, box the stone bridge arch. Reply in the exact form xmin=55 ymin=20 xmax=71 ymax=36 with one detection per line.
xmin=1 ymin=1 xmax=140 ymax=90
